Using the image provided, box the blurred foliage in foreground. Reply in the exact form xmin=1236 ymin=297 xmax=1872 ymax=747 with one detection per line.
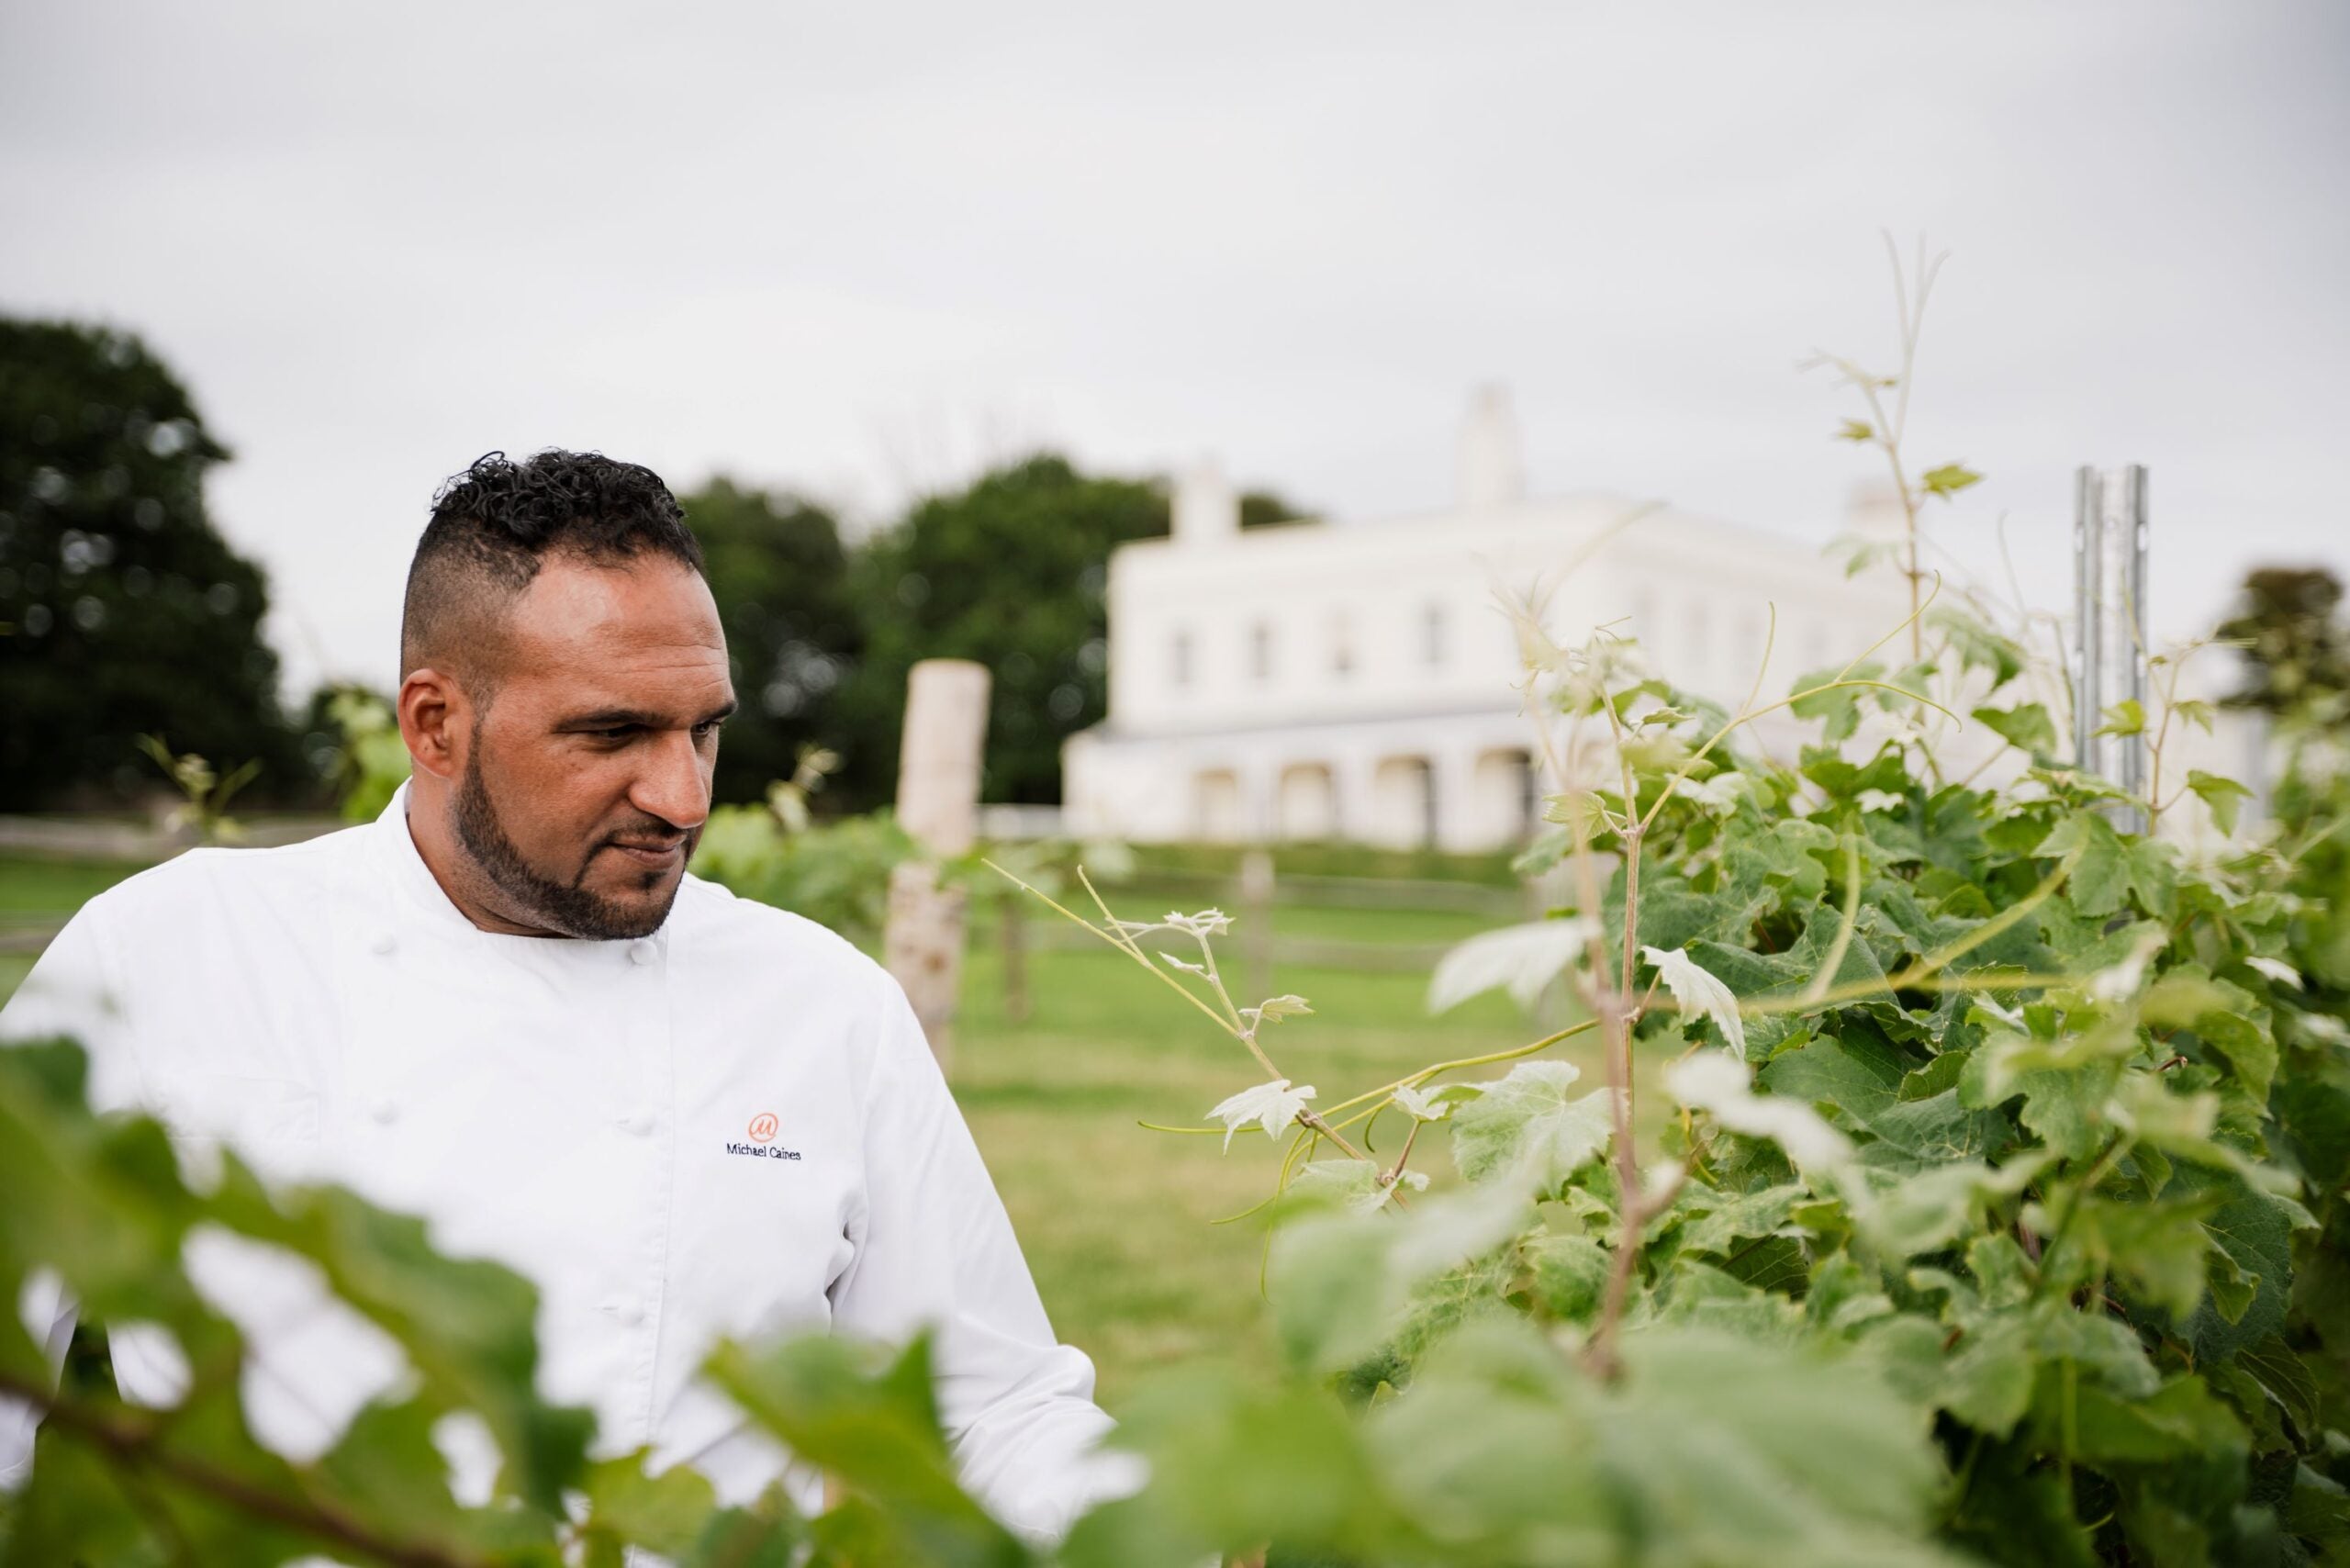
xmin=0 ymin=1033 xmax=1030 ymax=1565
xmin=691 ymin=803 xmax=915 ymax=950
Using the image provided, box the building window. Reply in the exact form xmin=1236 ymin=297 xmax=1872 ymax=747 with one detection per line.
xmin=1682 ymin=601 xmax=1711 ymax=683
xmin=1170 ymin=628 xmax=1193 ymax=689
xmin=1737 ymin=610 xmax=1765 ymax=677
xmin=1249 ymin=621 xmax=1273 ymax=682
xmin=1423 ymin=603 xmax=1446 ymax=667
xmin=1331 ymin=611 xmax=1355 ymax=679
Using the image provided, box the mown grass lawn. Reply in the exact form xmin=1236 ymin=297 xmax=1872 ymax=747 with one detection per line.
xmin=0 ymin=856 xmax=150 ymax=917
xmin=0 ymin=848 xmax=1649 ymax=1410
xmin=950 ymin=892 xmax=1630 ymax=1406
xmin=0 ymin=854 xmax=152 ymax=1002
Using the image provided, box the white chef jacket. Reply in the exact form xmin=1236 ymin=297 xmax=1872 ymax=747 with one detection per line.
xmin=0 ymin=782 xmax=1133 ymax=1544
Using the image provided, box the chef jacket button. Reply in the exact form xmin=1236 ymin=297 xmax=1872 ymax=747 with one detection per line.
xmin=368 ymin=1096 xmax=399 ymax=1126
xmin=370 ymin=931 xmax=397 ymax=957
xmin=620 ymin=1111 xmax=655 ymax=1137
xmin=628 ymin=939 xmax=657 ymax=966
xmin=610 ymin=1301 xmax=646 ymax=1327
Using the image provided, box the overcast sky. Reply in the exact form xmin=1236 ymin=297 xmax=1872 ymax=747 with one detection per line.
xmin=5 ymin=2 xmax=2344 ymax=695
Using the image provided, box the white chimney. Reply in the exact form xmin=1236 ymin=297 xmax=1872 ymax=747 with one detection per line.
xmin=1457 ymin=384 xmax=1524 ymax=510
xmin=1173 ymin=458 xmax=1238 ymax=546
xmin=1843 ymin=479 xmax=1908 ymax=543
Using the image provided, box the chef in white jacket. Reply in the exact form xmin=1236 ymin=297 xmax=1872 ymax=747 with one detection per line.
xmin=0 ymin=448 xmax=1136 ymax=1544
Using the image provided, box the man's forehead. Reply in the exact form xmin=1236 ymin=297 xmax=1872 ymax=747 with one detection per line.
xmin=497 ymin=556 xmax=730 ymax=702
xmin=510 ymin=554 xmax=720 ymax=646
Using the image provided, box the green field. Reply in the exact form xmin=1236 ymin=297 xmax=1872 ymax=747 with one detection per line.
xmin=0 ymin=850 xmax=1628 ymax=1406
xmin=0 ymin=856 xmax=151 ymax=1002
xmin=953 ymin=898 xmax=1598 ymax=1401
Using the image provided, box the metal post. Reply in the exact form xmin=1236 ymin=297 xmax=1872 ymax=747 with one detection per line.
xmin=2071 ymin=465 xmax=2151 ymax=819
xmin=2071 ymin=468 xmax=2099 ymax=769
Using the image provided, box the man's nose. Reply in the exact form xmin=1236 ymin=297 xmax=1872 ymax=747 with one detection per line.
xmin=630 ymin=728 xmax=711 ymax=831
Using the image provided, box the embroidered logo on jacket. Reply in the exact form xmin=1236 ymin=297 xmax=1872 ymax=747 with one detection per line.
xmin=728 ymin=1111 xmax=800 ymax=1161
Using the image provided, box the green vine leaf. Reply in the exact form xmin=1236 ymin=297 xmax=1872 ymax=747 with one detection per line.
xmin=1971 ymin=701 xmax=2057 ymax=758
xmin=2033 ymin=814 xmax=2176 ymax=919
xmin=2094 ymin=698 xmax=2146 ymax=738
xmin=1448 ymin=1061 xmax=1617 ymax=1188
xmin=1919 ymin=464 xmax=1983 ymax=498
xmin=2024 ymin=1373 xmax=2247 ymax=1468
xmin=2185 ymin=769 xmax=2252 ymax=834
xmin=1790 ymin=664 xmax=1884 ymax=745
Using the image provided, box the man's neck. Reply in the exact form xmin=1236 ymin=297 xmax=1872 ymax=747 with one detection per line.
xmin=402 ymin=786 xmax=559 ymax=937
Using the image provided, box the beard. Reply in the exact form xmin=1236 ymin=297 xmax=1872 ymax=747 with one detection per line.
xmin=453 ymin=734 xmax=688 ymax=941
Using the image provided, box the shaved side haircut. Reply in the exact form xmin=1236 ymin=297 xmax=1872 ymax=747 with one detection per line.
xmin=400 ymin=449 xmax=706 ymax=700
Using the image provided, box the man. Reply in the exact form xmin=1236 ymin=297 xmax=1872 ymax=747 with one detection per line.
xmin=0 ymin=450 xmax=1132 ymax=1542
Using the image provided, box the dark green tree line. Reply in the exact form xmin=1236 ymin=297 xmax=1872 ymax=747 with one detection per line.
xmin=831 ymin=457 xmax=1304 ymax=806
xmin=678 ymin=477 xmax=864 ymax=808
xmin=5 ymin=311 xmax=1308 ymax=813
xmin=0 ymin=320 xmax=302 ymax=810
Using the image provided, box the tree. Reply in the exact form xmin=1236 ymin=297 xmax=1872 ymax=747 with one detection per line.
xmin=836 ymin=455 xmax=1160 ymax=805
xmin=677 ymin=477 xmax=861 ymax=806
xmin=2216 ymin=565 xmax=2350 ymax=714
xmin=839 ymin=455 xmax=1305 ymax=806
xmin=0 ymin=319 xmax=301 ymax=809
xmin=1239 ymin=491 xmax=1308 ymax=531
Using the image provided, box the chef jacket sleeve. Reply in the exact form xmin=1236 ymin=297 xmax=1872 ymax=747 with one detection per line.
xmin=823 ymin=969 xmax=1144 ymax=1546
xmin=0 ymin=902 xmax=142 ymax=1491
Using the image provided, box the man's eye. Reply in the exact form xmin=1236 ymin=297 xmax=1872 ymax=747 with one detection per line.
xmin=693 ymin=719 xmax=724 ymax=738
xmin=593 ymin=726 xmax=637 ymax=741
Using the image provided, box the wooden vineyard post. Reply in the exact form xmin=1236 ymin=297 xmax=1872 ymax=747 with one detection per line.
xmin=999 ymin=882 xmax=1030 ymax=1024
xmin=883 ymin=659 xmax=991 ymax=1071
xmin=1238 ymin=847 xmax=1275 ymax=1006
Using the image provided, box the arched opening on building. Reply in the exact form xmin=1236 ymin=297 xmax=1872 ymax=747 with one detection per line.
xmin=1275 ymin=763 xmax=1337 ymax=841
xmin=1370 ymin=756 xmax=1436 ymax=849
xmin=1471 ymin=748 xmax=1539 ymax=847
xmin=1193 ymin=769 xmax=1245 ymax=843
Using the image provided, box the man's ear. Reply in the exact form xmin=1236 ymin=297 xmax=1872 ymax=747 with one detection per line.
xmin=397 ymin=668 xmax=470 ymax=781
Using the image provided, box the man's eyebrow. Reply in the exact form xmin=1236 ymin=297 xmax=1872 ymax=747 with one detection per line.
xmin=559 ymin=700 xmax=738 ymax=730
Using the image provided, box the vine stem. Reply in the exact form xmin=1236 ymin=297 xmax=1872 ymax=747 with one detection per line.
xmin=1293 ymin=1108 xmax=1375 ymax=1170
xmin=2143 ymin=641 xmax=2213 ymax=827
xmin=2030 ymin=1133 xmax=2131 ymax=1301
xmin=1321 ymin=1020 xmax=1599 ymax=1121
xmin=1817 ymin=234 xmax=1945 ymax=665
xmin=1577 ymin=692 xmax=1648 ymax=1377
xmin=0 ymin=1368 xmax=487 ymax=1568
xmin=1800 ymin=832 xmax=1864 ymax=1006
xmin=1089 ymin=872 xmax=1389 ymax=1173
xmin=1383 ymin=1118 xmax=1424 ymax=1187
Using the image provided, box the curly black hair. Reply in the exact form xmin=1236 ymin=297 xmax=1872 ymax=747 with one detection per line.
xmin=400 ymin=449 xmax=705 ymax=684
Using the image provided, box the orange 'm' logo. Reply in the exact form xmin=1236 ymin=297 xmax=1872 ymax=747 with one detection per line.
xmin=747 ymin=1113 xmax=779 ymax=1144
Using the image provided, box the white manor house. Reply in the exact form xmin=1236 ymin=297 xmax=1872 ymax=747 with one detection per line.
xmin=1060 ymin=388 xmax=1919 ymax=852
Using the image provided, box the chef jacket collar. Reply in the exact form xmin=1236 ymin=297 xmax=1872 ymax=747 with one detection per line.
xmin=372 ymin=779 xmax=673 ymax=963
